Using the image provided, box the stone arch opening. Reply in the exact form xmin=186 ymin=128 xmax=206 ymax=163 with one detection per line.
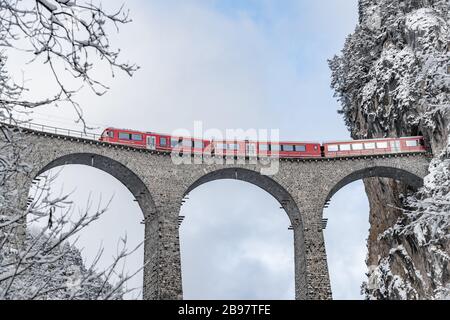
xmin=324 ymin=166 xmax=424 ymax=206
xmin=322 ymin=165 xmax=425 ymax=299
xmin=181 ymin=168 xmax=306 ymax=300
xmin=35 ymin=153 xmax=156 ymax=216
xmin=30 ymin=153 xmax=155 ymax=299
xmin=322 ymin=180 xmax=370 ymax=299
xmin=185 ymin=168 xmax=303 ymax=226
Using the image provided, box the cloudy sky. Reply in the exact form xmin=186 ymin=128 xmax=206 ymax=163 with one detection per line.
xmin=18 ymin=0 xmax=372 ymax=300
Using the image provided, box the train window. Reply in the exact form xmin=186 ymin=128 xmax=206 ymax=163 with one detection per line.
xmin=406 ymin=140 xmax=418 ymax=147
xmin=194 ymin=141 xmax=204 ymax=149
xmin=119 ymin=132 xmax=130 ymax=140
xmin=376 ymin=142 xmax=388 ymax=149
xmin=364 ymin=143 xmax=376 ymax=149
xmin=227 ymin=143 xmax=238 ymax=150
xmin=132 ymin=134 xmax=142 ymax=141
xmin=352 ymin=143 xmax=363 ymax=150
xmin=295 ymin=145 xmax=306 ymax=152
xmin=171 ymin=138 xmax=180 ymax=148
xmin=259 ymin=144 xmax=269 ymax=151
xmin=282 ymin=145 xmax=295 ymax=152
xmin=340 ymin=144 xmax=351 ymax=151
xmin=107 ymin=131 xmax=114 ymax=138
xmin=216 ymin=143 xmax=225 ymax=149
xmin=160 ymin=137 xmax=168 ymax=147
xmin=328 ymin=145 xmax=339 ymax=152
xmin=182 ymin=140 xmax=191 ymax=147
xmin=271 ymin=144 xmax=280 ymax=152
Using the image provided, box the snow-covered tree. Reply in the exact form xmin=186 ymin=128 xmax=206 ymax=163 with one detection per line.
xmin=330 ymin=0 xmax=449 ymax=300
xmin=330 ymin=0 xmax=448 ymax=144
xmin=0 ymin=0 xmax=138 ymax=121
xmin=1 ymin=221 xmax=133 ymax=300
xmin=0 ymin=0 xmax=138 ymax=299
xmin=2 ymin=172 xmax=144 ymax=300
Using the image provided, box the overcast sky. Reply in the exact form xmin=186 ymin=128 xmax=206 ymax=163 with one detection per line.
xmin=20 ymin=0 xmax=372 ymax=300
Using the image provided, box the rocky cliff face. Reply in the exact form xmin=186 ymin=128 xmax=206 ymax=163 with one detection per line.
xmin=330 ymin=0 xmax=449 ymax=299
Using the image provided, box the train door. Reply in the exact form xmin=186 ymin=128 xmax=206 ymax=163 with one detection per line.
xmin=390 ymin=140 xmax=401 ymax=153
xmin=246 ymin=142 xmax=257 ymax=157
xmin=147 ymin=135 xmax=156 ymax=150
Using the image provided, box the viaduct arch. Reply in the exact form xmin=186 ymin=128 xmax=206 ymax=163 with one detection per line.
xmin=323 ymin=166 xmax=425 ymax=207
xmin=36 ymin=153 xmax=155 ymax=216
xmin=7 ymin=127 xmax=431 ymax=300
xmin=184 ymin=167 xmax=307 ymax=299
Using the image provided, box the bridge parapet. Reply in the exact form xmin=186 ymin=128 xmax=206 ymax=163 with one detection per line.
xmin=2 ymin=121 xmax=102 ymax=141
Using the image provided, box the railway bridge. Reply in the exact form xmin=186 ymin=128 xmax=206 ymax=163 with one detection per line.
xmin=6 ymin=123 xmax=431 ymax=300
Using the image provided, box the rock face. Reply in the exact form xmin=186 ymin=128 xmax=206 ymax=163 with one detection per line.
xmin=330 ymin=0 xmax=449 ymax=299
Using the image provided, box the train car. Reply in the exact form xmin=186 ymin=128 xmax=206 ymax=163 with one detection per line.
xmin=101 ymin=128 xmax=211 ymax=154
xmin=398 ymin=136 xmax=427 ymax=153
xmin=100 ymin=127 xmax=147 ymax=148
xmin=255 ymin=141 xmax=321 ymax=158
xmin=152 ymin=133 xmax=172 ymax=151
xmin=323 ymin=136 xmax=426 ymax=158
xmin=279 ymin=142 xmax=321 ymax=158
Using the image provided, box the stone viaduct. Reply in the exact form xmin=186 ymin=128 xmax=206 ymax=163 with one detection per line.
xmin=7 ymin=125 xmax=431 ymax=300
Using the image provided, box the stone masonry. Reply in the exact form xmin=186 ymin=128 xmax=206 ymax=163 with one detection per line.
xmin=9 ymin=127 xmax=431 ymax=300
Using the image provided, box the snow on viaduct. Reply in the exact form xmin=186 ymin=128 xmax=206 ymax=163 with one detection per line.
xmin=7 ymin=125 xmax=431 ymax=300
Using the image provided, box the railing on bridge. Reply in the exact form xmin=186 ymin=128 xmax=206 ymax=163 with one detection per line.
xmin=2 ymin=120 xmax=102 ymax=141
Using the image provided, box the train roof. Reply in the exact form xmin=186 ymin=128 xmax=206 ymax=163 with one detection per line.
xmin=323 ymin=136 xmax=424 ymax=144
xmin=105 ymin=127 xmax=208 ymax=139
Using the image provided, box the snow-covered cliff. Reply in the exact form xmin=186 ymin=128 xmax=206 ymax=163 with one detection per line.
xmin=330 ymin=0 xmax=449 ymax=299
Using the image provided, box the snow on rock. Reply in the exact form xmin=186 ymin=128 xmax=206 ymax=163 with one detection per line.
xmin=364 ymin=5 xmax=382 ymax=31
xmin=330 ymin=0 xmax=449 ymax=142
xmin=407 ymin=8 xmax=440 ymax=30
xmin=331 ymin=0 xmax=449 ymax=300
xmin=362 ymin=135 xmax=449 ymax=300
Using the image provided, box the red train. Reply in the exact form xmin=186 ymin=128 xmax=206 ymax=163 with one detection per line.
xmin=99 ymin=127 xmax=426 ymax=159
